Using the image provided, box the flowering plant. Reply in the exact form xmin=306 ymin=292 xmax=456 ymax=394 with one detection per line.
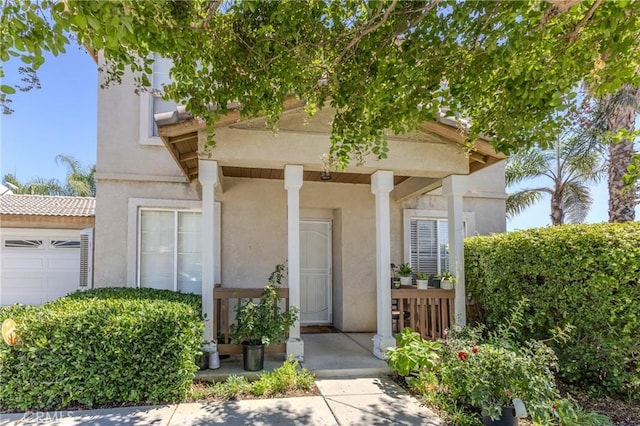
xmin=387 ymin=300 xmax=608 ymax=425
xmin=439 ymin=303 xmax=561 ymax=422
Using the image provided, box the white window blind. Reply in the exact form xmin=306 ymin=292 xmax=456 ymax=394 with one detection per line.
xmin=409 ymin=218 xmax=455 ymax=276
xmin=139 ymin=209 xmax=202 ymax=294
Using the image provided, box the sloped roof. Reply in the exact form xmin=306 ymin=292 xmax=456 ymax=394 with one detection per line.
xmin=0 ymin=194 xmax=95 ymax=217
xmin=154 ymin=102 xmax=506 ymax=183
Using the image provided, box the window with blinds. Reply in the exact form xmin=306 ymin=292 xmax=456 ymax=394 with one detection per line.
xmin=409 ymin=218 xmax=451 ymax=277
xmin=139 ymin=209 xmax=202 ymax=294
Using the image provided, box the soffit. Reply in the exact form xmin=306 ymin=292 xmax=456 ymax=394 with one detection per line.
xmin=155 ymin=103 xmax=505 ymax=184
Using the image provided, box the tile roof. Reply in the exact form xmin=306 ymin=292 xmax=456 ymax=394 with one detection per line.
xmin=0 ymin=194 xmax=95 ymax=217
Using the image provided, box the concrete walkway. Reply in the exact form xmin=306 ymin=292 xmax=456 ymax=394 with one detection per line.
xmin=0 ymin=376 xmax=442 ymax=425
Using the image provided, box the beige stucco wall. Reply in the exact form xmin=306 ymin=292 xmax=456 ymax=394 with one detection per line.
xmin=94 ymin=60 xmax=200 ymax=287
xmin=95 ymin=64 xmax=506 ymax=332
xmin=212 ymin=177 xmax=381 ymax=332
xmin=93 ymin=180 xmax=199 ymax=286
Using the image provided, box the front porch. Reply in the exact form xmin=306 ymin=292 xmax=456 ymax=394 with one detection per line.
xmin=153 ymin=105 xmax=506 ymax=364
xmin=212 ymin=286 xmax=455 ymax=366
xmin=197 ymin=332 xmax=390 ymax=382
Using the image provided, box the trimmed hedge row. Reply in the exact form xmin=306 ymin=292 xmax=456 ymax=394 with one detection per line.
xmin=465 ymin=222 xmax=640 ymax=397
xmin=0 ymin=288 xmax=203 ymax=411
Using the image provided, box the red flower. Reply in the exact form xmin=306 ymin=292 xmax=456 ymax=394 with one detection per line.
xmin=552 ymin=404 xmax=558 ymax=411
xmin=458 ymin=351 xmax=469 ymax=361
xmin=472 ymin=347 xmax=478 ymax=354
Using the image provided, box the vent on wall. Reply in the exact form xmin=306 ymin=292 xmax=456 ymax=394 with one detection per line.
xmin=79 ymin=228 xmax=94 ymax=288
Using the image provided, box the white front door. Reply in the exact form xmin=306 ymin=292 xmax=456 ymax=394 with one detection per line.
xmin=300 ymin=220 xmax=332 ymax=325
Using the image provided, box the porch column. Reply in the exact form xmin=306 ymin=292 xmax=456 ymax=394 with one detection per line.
xmin=199 ymin=160 xmax=220 ymax=368
xmin=443 ymin=174 xmax=468 ymax=326
xmin=371 ymin=170 xmax=395 ymax=359
xmin=285 ymin=165 xmax=304 ymax=360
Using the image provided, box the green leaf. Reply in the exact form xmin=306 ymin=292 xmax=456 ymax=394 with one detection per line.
xmin=1 ymin=85 xmax=16 ymax=94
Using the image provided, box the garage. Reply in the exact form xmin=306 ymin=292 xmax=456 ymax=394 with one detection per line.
xmin=0 ymin=194 xmax=95 ymax=306
xmin=1 ymin=230 xmax=83 ymax=305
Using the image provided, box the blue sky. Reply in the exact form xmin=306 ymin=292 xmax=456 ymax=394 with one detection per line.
xmin=0 ymin=46 xmax=633 ymax=230
xmin=1 ymin=45 xmax=97 ymax=186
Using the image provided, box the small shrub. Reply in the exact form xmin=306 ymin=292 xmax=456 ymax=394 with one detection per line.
xmin=0 ymin=288 xmax=203 ymax=411
xmin=225 ymin=375 xmax=251 ymax=396
xmin=388 ymin=302 xmax=610 ymax=425
xmin=387 ymin=328 xmax=440 ymax=377
xmin=254 ymin=357 xmax=315 ymax=396
xmin=465 ymin=222 xmax=640 ymax=397
xmin=189 ymin=358 xmax=315 ymax=400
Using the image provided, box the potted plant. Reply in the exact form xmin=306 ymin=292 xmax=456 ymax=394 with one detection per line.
xmin=390 ymin=263 xmax=401 ymax=289
xmin=416 ymin=273 xmax=429 ymax=290
xmin=397 ymin=263 xmax=412 ymax=285
xmin=230 ymin=263 xmax=299 ymax=371
xmin=428 ymin=275 xmax=441 ymax=288
xmin=440 ymin=271 xmax=456 ymax=290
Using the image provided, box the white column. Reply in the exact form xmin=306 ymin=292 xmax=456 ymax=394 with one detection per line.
xmin=199 ymin=160 xmax=220 ymax=368
xmin=371 ymin=170 xmax=396 ymax=359
xmin=443 ymin=174 xmax=468 ymax=326
xmin=285 ymin=165 xmax=304 ymax=360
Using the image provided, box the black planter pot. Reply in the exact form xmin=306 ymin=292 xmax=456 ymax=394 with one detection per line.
xmin=197 ymin=353 xmax=209 ymax=371
xmin=482 ymin=406 xmax=518 ymax=426
xmin=428 ymin=277 xmax=441 ymax=288
xmin=242 ymin=342 xmax=265 ymax=371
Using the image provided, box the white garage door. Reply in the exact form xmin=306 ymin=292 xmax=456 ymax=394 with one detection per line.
xmin=1 ymin=229 xmax=82 ymax=306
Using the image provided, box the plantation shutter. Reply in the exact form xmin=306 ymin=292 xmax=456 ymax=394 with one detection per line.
xmin=410 ymin=219 xmax=439 ymax=276
xmin=79 ymin=228 xmax=94 ymax=288
xmin=140 ymin=210 xmax=175 ymax=291
xmin=177 ymin=212 xmax=202 ymax=295
xmin=139 ymin=209 xmax=213 ymax=294
xmin=438 ymin=220 xmax=449 ymax=273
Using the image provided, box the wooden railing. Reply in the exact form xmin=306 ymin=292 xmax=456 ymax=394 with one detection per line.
xmin=214 ymin=287 xmax=289 ymax=355
xmin=391 ymin=288 xmax=455 ymax=340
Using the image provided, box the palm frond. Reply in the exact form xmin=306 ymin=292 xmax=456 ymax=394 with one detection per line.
xmin=563 ymin=181 xmax=593 ymax=224
xmin=505 ymin=148 xmax=550 ymax=187
xmin=25 ymin=177 xmax=67 ymax=196
xmin=506 ymin=189 xmax=546 ymax=219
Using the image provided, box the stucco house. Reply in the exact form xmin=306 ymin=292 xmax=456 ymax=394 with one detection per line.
xmin=92 ymin=56 xmax=506 ymax=363
xmin=0 ymin=193 xmax=95 ymax=306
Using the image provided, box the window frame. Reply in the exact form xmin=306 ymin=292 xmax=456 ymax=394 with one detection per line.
xmin=137 ymin=208 xmax=201 ymax=292
xmin=403 ymin=209 xmax=475 ymax=275
xmin=138 ymin=54 xmax=176 ymax=146
xmin=127 ymin=198 xmax=221 ymax=288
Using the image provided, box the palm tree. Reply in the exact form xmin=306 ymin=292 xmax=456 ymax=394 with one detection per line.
xmin=2 ymin=173 xmax=66 ymax=195
xmin=595 ymin=84 xmax=640 ymax=222
xmin=55 ymin=154 xmax=96 ymax=197
xmin=506 ymin=134 xmax=605 ymax=226
xmin=2 ymin=155 xmax=95 ymax=197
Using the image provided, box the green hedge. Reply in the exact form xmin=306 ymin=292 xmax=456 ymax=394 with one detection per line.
xmin=465 ymin=222 xmax=640 ymax=397
xmin=0 ymin=288 xmax=203 ymax=411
